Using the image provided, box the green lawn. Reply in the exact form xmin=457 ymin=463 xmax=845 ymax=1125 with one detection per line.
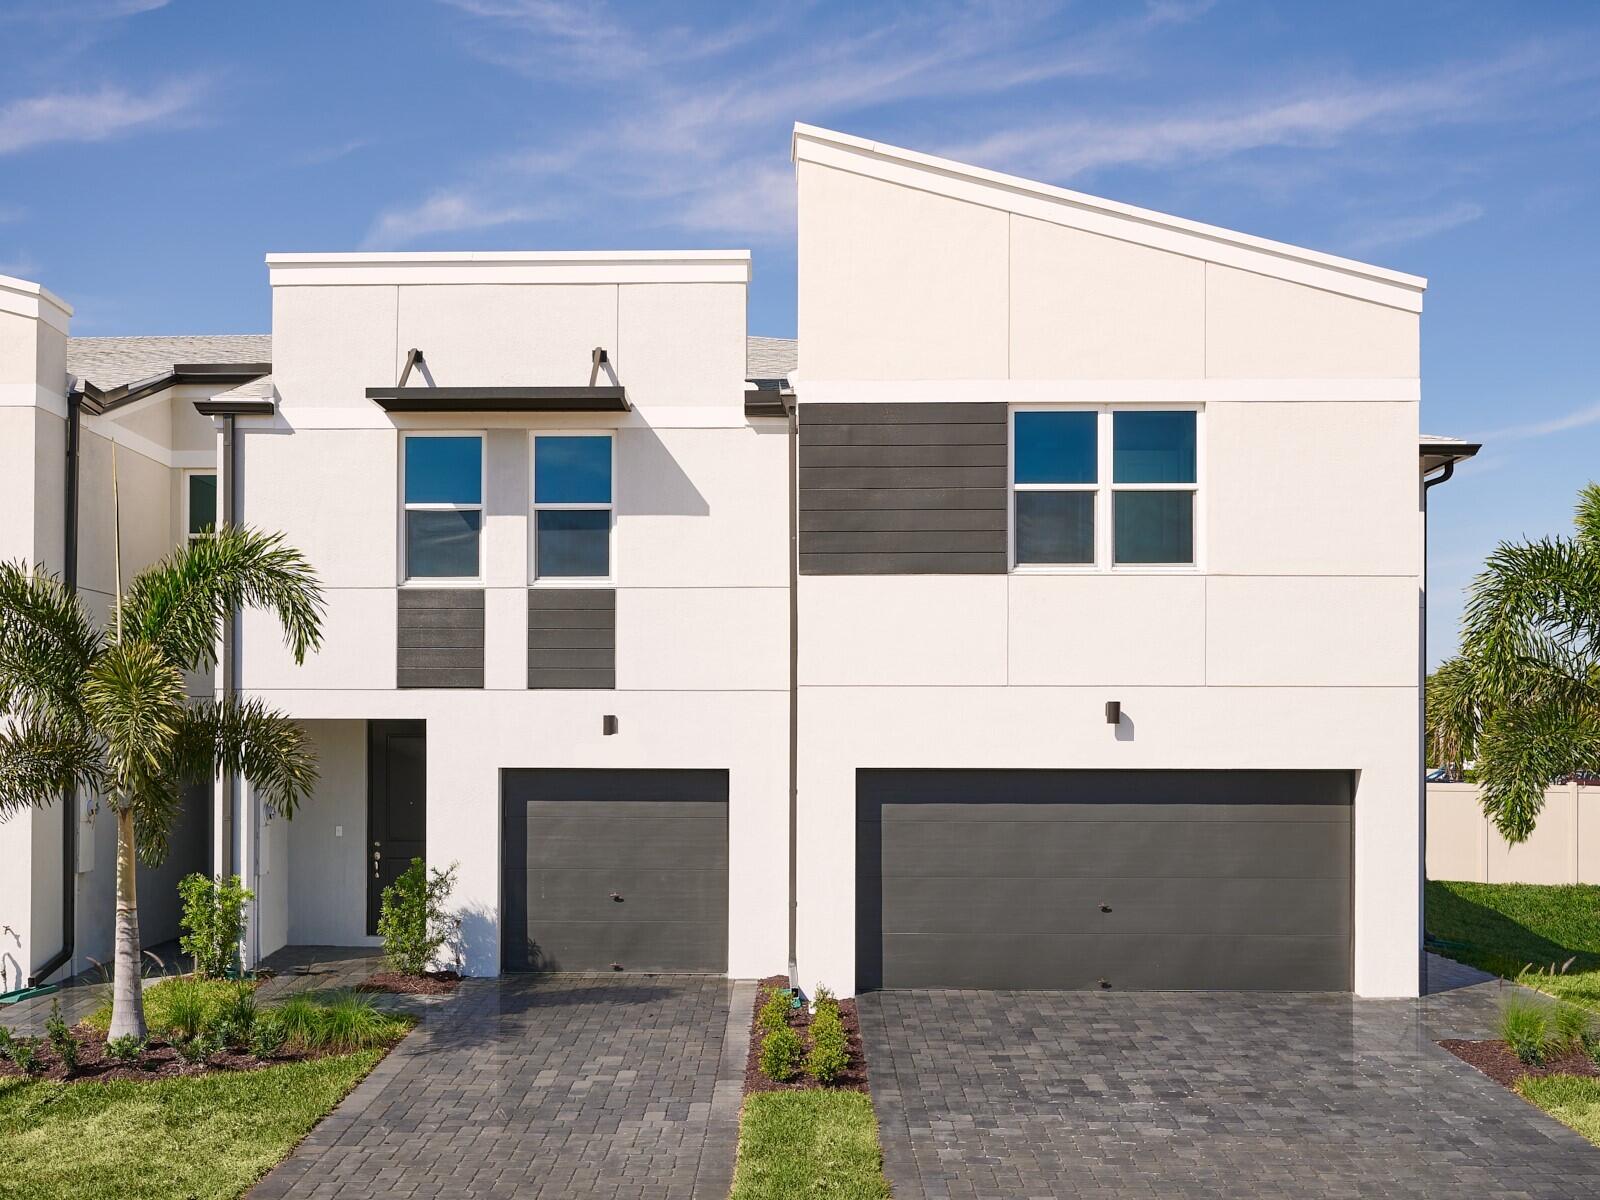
xmin=1518 ymin=1075 xmax=1600 ymax=1147
xmin=1426 ymin=881 xmax=1600 ymax=1010
xmin=0 ymin=1051 xmax=382 ymax=1199
xmin=730 ymin=1091 xmax=892 ymax=1200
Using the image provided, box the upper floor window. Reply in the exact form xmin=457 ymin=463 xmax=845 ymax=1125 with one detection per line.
xmin=403 ymin=434 xmax=483 ymax=580
xmin=532 ymin=433 xmax=613 ymax=579
xmin=1011 ymin=408 xmax=1198 ymax=569
xmin=185 ymin=471 xmax=217 ymax=543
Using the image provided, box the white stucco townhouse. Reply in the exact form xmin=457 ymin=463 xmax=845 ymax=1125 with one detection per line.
xmin=1 ymin=125 xmax=1478 ymax=1001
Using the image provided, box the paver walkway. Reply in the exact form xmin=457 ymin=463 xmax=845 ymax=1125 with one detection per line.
xmin=253 ymin=973 xmax=753 ymax=1200
xmin=860 ymin=954 xmax=1600 ymax=1198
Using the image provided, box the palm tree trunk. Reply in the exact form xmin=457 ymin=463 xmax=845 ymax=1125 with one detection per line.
xmin=108 ymin=806 xmax=147 ymax=1042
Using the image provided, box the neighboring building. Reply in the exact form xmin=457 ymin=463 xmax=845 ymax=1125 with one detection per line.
xmin=0 ymin=125 xmax=1477 ymax=999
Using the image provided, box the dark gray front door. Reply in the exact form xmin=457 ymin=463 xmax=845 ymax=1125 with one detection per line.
xmin=857 ymin=769 xmax=1352 ymax=992
xmin=502 ymin=769 xmax=729 ymax=972
xmin=367 ymin=720 xmax=426 ymax=935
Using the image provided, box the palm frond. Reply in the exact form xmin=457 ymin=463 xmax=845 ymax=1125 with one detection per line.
xmin=0 ymin=561 xmax=102 ymax=726
xmin=81 ymin=640 xmax=186 ymax=797
xmin=1477 ymin=700 xmax=1600 ymax=843
xmin=1460 ymin=536 xmax=1600 ymax=703
xmin=1575 ymin=482 xmax=1600 ymax=549
xmin=0 ymin=716 xmax=105 ymax=819
xmin=1425 ymin=656 xmax=1482 ymax=778
xmin=171 ymin=697 xmax=318 ymax=818
xmin=116 ymin=526 xmax=325 ymax=673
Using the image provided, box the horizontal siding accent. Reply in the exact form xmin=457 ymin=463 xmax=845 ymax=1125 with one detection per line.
xmin=529 ymin=588 xmax=615 ymax=690
xmin=799 ymin=402 xmax=1009 ymax=574
xmin=397 ymin=589 xmax=483 ymax=689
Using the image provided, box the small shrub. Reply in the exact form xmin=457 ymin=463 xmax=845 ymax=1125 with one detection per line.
xmin=1552 ymin=1003 xmax=1593 ymax=1055
xmin=269 ymin=990 xmax=406 ymax=1053
xmin=759 ymin=1024 xmax=805 ymax=1082
xmin=806 ymin=1002 xmax=850 ymax=1085
xmin=8 ymin=1038 xmax=42 ymax=1075
xmin=812 ymin=984 xmax=839 ymax=1017
xmin=757 ymin=987 xmax=793 ymax=1034
xmin=270 ymin=995 xmax=325 ymax=1050
xmin=215 ymin=981 xmax=256 ymax=1044
xmin=249 ymin=1013 xmax=287 ymax=1059
xmin=161 ymin=976 xmax=211 ymax=1043
xmin=0 ymin=1025 xmax=13 ymax=1061
xmin=1501 ymin=996 xmax=1551 ymax=1065
xmin=175 ymin=1032 xmax=221 ymax=1066
xmin=105 ymin=1034 xmax=146 ymax=1064
xmin=377 ymin=858 xmax=459 ymax=977
xmin=44 ymin=1000 xmax=78 ymax=1074
xmin=178 ymin=873 xmax=254 ymax=980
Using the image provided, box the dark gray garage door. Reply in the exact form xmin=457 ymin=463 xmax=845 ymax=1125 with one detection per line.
xmin=502 ymin=769 xmax=728 ymax=973
xmin=857 ymin=770 xmax=1352 ymax=992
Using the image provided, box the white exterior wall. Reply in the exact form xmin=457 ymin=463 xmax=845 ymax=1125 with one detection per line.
xmin=793 ymin=129 xmax=1425 ymax=998
xmin=241 ymin=252 xmax=790 ymax=978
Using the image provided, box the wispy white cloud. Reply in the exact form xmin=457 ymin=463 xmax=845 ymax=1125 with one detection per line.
xmin=362 ymin=189 xmax=562 ymax=249
xmin=1482 ymin=400 xmax=1600 ymax=442
xmin=0 ymin=0 xmax=169 ymax=23
xmin=0 ymin=80 xmax=204 ymax=156
xmin=1344 ymin=201 xmax=1485 ymax=253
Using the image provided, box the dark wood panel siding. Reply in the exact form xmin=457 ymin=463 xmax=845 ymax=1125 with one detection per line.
xmin=798 ymin=402 xmax=1008 ymax=574
xmin=397 ymin=589 xmax=484 ymax=688
xmin=528 ymin=588 xmax=615 ymax=689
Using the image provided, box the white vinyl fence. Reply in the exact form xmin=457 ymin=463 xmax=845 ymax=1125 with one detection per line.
xmin=1428 ymin=781 xmax=1600 ymax=884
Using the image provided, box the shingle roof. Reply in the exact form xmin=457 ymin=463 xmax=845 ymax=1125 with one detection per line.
xmin=66 ymin=333 xmax=799 ymax=391
xmin=66 ymin=334 xmax=273 ymax=391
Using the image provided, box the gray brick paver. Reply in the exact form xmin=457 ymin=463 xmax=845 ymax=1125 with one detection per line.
xmin=249 ymin=967 xmax=747 ymax=1199
xmin=862 ymin=955 xmax=1600 ymax=1199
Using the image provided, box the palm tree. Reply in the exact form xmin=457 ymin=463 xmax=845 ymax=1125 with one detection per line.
xmin=1428 ymin=483 xmax=1600 ymax=843
xmin=0 ymin=527 xmax=322 ymax=1039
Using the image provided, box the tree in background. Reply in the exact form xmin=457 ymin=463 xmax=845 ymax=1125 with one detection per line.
xmin=0 ymin=527 xmax=322 ymax=1039
xmin=1428 ymin=483 xmax=1600 ymax=842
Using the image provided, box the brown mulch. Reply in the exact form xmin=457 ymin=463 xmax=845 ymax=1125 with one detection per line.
xmin=1440 ymin=1038 xmax=1600 ymax=1089
xmin=743 ymin=976 xmax=871 ymax=1097
xmin=356 ymin=971 xmax=461 ymax=996
xmin=0 ymin=1022 xmax=393 ymax=1085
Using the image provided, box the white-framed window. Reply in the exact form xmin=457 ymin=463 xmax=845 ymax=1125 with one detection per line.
xmin=401 ymin=432 xmax=484 ymax=581
xmin=1010 ymin=406 xmax=1200 ymax=571
xmin=183 ymin=470 xmax=217 ymax=543
xmin=530 ymin=432 xmax=614 ymax=582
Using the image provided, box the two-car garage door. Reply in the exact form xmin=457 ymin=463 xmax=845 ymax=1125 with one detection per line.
xmin=857 ymin=769 xmax=1352 ymax=992
xmin=502 ymin=769 xmax=728 ymax=973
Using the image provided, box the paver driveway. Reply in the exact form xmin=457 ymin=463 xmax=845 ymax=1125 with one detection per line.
xmin=253 ymin=973 xmax=752 ymax=1200
xmin=860 ymin=958 xmax=1600 ymax=1199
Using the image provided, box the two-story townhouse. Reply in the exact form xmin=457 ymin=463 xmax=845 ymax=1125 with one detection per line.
xmin=1 ymin=125 xmax=1477 ymax=1001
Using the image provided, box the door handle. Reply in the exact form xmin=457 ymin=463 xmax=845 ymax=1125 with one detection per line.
xmin=372 ymin=850 xmax=382 ymax=861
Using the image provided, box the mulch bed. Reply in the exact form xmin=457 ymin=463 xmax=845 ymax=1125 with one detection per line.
xmin=1440 ymin=1038 xmax=1600 ymax=1089
xmin=0 ymin=1023 xmax=353 ymax=1085
xmin=356 ymin=971 xmax=461 ymax=996
xmin=743 ymin=976 xmax=871 ymax=1096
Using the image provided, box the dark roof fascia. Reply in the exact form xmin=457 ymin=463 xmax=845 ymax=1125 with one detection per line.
xmin=365 ymin=386 xmax=630 ymax=413
xmin=744 ymin=389 xmax=792 ymax=419
xmin=193 ymin=398 xmax=276 ymax=417
xmin=1418 ymin=441 xmax=1481 ymax=462
xmin=84 ymin=363 xmax=273 ymax=414
xmin=171 ymin=362 xmax=272 ymax=381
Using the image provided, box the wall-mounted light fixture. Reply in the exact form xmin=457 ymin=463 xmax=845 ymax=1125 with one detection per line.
xmin=602 ymin=714 xmax=619 ymax=736
xmin=1105 ymin=701 xmax=1121 ymax=725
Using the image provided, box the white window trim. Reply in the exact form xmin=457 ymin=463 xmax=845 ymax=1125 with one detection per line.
xmin=528 ymin=430 xmax=616 ymax=587
xmin=1009 ymin=405 xmax=1204 ymax=574
xmin=182 ymin=468 xmax=218 ymax=544
xmin=399 ymin=430 xmax=486 ymax=586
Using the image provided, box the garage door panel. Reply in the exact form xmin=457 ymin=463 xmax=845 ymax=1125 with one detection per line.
xmin=858 ymin=769 xmax=1351 ymax=992
xmin=519 ymin=813 xmax=728 ymax=871
xmin=521 ymin=866 xmax=729 ymax=925
xmin=870 ymin=818 xmax=1350 ymax=880
xmin=513 ymin=920 xmax=727 ymax=973
xmin=502 ymin=769 xmax=728 ymax=973
xmin=879 ymin=933 xmax=1351 ymax=991
xmin=866 ymin=874 xmax=1350 ymax=937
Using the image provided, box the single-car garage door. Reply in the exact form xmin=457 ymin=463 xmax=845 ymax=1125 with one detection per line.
xmin=857 ymin=769 xmax=1351 ymax=992
xmin=502 ymin=769 xmax=728 ymax=973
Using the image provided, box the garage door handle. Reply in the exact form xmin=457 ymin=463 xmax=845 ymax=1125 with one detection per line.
xmin=609 ymin=892 xmax=624 ymax=902
xmin=1099 ymin=903 xmax=1112 ymax=913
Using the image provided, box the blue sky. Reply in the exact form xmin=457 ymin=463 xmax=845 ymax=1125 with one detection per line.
xmin=2 ymin=0 xmax=1598 ymax=664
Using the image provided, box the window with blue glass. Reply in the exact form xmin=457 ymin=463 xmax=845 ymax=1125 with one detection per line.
xmin=533 ymin=434 xmax=613 ymax=578
xmin=1012 ymin=408 xmax=1197 ymax=568
xmin=403 ymin=434 xmax=483 ymax=579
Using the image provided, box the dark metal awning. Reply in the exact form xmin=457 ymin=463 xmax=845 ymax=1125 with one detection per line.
xmin=365 ymin=386 xmax=630 ymax=413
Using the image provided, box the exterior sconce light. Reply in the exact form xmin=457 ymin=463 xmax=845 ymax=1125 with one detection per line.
xmin=602 ymin=714 xmax=619 ymax=736
xmin=1105 ymin=701 xmax=1121 ymax=725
